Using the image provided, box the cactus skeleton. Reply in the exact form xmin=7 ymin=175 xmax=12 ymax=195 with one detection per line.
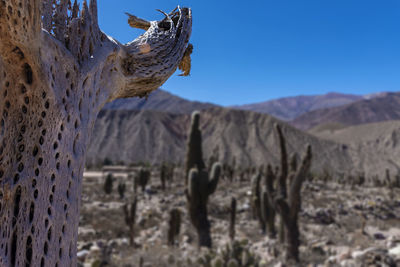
xmin=0 ymin=0 xmax=192 ymax=264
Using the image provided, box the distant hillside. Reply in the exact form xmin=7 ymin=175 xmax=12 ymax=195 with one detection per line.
xmin=87 ymin=108 xmax=354 ymax=176
xmin=103 ymin=89 xmax=216 ymax=114
xmin=291 ymin=92 xmax=400 ymax=130
xmin=233 ymin=92 xmax=366 ymax=120
xmin=310 ymin=120 xmax=400 ymax=145
xmin=310 ymin=120 xmax=400 ymax=178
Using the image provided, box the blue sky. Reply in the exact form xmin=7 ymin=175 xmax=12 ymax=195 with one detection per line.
xmin=94 ymin=0 xmax=400 ymax=105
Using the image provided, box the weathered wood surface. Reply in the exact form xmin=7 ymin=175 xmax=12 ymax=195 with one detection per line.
xmin=0 ymin=1 xmax=192 ymax=265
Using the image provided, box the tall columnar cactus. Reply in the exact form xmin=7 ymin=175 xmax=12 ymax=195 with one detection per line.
xmin=167 ymin=208 xmax=181 ymax=246
xmin=229 ymin=197 xmax=237 ymax=241
xmin=130 ymin=172 xmax=138 ymax=194
xmin=160 ymin=163 xmax=167 ymax=191
xmin=265 ymin=124 xmax=313 ymax=262
xmin=123 ymin=196 xmax=138 ymax=246
xmin=262 ymin=166 xmax=277 ymax=238
xmin=0 ymin=0 xmax=192 ymax=265
xmin=289 ymin=153 xmax=298 ymax=185
xmin=118 ymin=181 xmax=126 ymax=199
xmin=185 ymin=111 xmax=206 ymax=183
xmin=104 ymin=173 xmax=113 ymax=195
xmin=186 ymin=162 xmax=221 ymax=247
xmin=136 ymin=167 xmax=151 ymax=192
xmin=289 ymin=153 xmax=298 ymax=173
xmin=250 ymin=172 xmax=266 ymax=233
xmin=208 ymin=146 xmax=220 ymax=173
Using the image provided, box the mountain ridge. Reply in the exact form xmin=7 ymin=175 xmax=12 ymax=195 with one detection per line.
xmin=232 ymin=92 xmax=389 ymax=121
xmin=88 ymin=107 xmax=354 ymax=175
xmin=291 ymin=92 xmax=400 ymax=130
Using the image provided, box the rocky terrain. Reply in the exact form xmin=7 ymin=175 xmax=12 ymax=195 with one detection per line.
xmin=88 ymin=106 xmax=400 ymax=182
xmin=87 ymin=108 xmax=353 ymax=176
xmin=309 ymin=120 xmax=400 ymax=179
xmin=77 ymin=91 xmax=400 ymax=267
xmin=77 ymin=168 xmax=400 ymax=266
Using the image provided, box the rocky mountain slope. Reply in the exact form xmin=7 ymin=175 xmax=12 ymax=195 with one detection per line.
xmin=89 ymin=91 xmax=400 ymax=180
xmin=291 ymin=92 xmax=400 ymax=130
xmin=233 ymin=92 xmax=367 ymax=120
xmin=87 ymin=108 xmax=353 ymax=175
xmin=310 ymin=120 xmax=400 ymax=179
xmin=103 ymin=89 xmax=216 ymax=114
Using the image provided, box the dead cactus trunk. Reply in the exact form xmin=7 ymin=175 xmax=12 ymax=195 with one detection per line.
xmin=0 ymin=1 xmax=192 ymax=264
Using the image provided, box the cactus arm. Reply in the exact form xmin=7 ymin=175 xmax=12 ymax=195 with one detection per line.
xmin=184 ymin=188 xmax=190 ymax=202
xmin=185 ymin=111 xmax=206 ymax=180
xmin=265 ymin=165 xmax=276 ymax=197
xmin=274 ymin=197 xmax=291 ymax=228
xmin=208 ymin=162 xmax=221 ymax=195
xmin=188 ymin=168 xmax=199 ymax=199
xmin=275 ymin=124 xmax=289 ymax=198
xmin=289 ymin=153 xmax=298 ymax=173
xmin=0 ymin=1 xmax=192 ymax=265
xmin=289 ymin=145 xmax=312 ymax=219
xmin=2 ymin=1 xmax=192 ymax=102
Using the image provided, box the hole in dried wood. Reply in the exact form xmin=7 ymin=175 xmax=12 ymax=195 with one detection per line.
xmin=23 ymin=63 xmax=33 ymax=84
